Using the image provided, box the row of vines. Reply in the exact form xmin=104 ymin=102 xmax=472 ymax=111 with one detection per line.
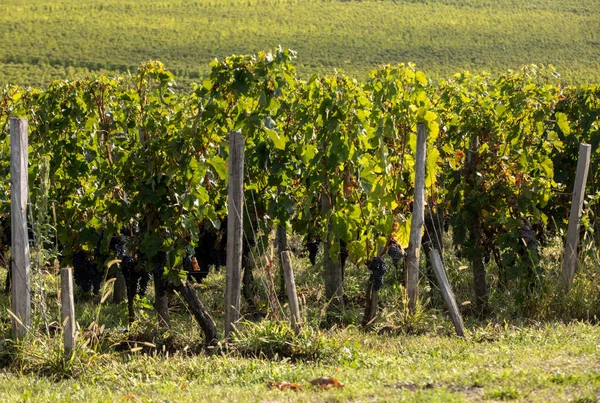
xmin=1 ymin=48 xmax=599 ymax=342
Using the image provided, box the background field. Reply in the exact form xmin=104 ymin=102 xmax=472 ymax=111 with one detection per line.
xmin=1 ymin=0 xmax=599 ymax=88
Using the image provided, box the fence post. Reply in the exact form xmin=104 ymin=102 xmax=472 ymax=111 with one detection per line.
xmin=113 ymin=272 xmax=127 ymax=303
xmin=10 ymin=117 xmax=30 ymax=340
xmin=428 ymin=249 xmax=465 ymax=337
xmin=280 ymin=251 xmax=301 ymax=334
xmin=276 ymin=187 xmax=288 ymax=295
xmin=61 ymin=267 xmax=76 ymax=355
xmin=362 ymin=280 xmax=379 ymax=327
xmin=406 ymin=123 xmax=427 ymax=313
xmin=562 ymin=143 xmax=591 ymax=288
xmin=225 ymin=130 xmax=245 ymax=338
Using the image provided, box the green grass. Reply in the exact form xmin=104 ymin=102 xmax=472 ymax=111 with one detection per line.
xmin=0 ymin=0 xmax=599 ymax=88
xmin=0 ymin=322 xmax=599 ymax=402
xmin=1 ymin=237 xmax=600 ymax=402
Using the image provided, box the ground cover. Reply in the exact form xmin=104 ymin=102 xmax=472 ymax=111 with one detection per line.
xmin=0 ymin=246 xmax=599 ymax=402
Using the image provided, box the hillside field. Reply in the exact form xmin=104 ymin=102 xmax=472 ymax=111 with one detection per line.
xmin=1 ymin=0 xmax=599 ymax=87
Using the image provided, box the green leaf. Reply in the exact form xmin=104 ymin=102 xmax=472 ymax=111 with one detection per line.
xmin=266 ymin=128 xmax=286 ymax=150
xmin=539 ymin=157 xmax=553 ymax=177
xmin=556 ymin=112 xmax=571 ymax=135
xmin=301 ymin=144 xmax=317 ymax=162
xmin=141 ymin=233 xmax=161 ymax=259
xmin=187 ymin=157 xmax=204 ymax=184
xmin=208 ymin=155 xmax=227 ymax=180
xmin=394 ymin=219 xmax=411 ymax=248
xmin=425 ymin=148 xmax=441 ymax=188
xmin=332 ymin=213 xmax=351 ymax=242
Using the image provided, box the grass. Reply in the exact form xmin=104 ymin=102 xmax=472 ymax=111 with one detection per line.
xmin=0 ymin=234 xmax=599 ymax=402
xmin=0 ymin=0 xmax=599 ymax=88
xmin=0 ymin=322 xmax=598 ymax=402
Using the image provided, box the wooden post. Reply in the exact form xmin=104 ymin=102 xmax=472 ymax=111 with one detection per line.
xmin=276 ymin=190 xmax=288 ymax=296
xmin=562 ymin=143 xmax=591 ymax=288
xmin=466 ymin=134 xmax=488 ymax=316
xmin=225 ymin=130 xmax=245 ymax=338
xmin=362 ymin=281 xmax=379 ymax=327
xmin=405 ymin=123 xmax=427 ymax=313
xmin=280 ymin=251 xmax=301 ymax=334
xmin=321 ymin=187 xmax=343 ymax=314
xmin=113 ymin=272 xmax=127 ymax=303
xmin=428 ymin=249 xmax=465 ymax=337
xmin=61 ymin=267 xmax=76 ymax=355
xmin=10 ymin=117 xmax=30 ymax=340
xmin=362 ymin=248 xmax=385 ymax=327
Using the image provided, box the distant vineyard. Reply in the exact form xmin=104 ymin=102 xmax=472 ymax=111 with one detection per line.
xmin=1 ymin=48 xmax=599 ymax=328
xmin=1 ymin=0 xmax=599 ymax=87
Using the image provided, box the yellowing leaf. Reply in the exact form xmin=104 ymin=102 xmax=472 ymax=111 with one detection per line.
xmin=556 ymin=112 xmax=571 ymax=135
xmin=267 ymin=381 xmax=303 ymax=391
xmin=266 ymin=128 xmax=286 ymax=150
xmin=310 ymin=377 xmax=345 ymax=389
xmin=415 ymin=71 xmax=428 ymax=85
xmin=393 ymin=219 xmax=411 ymax=249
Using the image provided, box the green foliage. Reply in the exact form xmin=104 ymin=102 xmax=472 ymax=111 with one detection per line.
xmin=438 ymin=67 xmax=564 ymax=295
xmin=2 ymin=47 xmax=600 ymax=306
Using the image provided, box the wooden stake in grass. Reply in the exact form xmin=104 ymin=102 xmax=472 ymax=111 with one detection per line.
xmin=10 ymin=117 xmax=31 ymax=340
xmin=428 ymin=249 xmax=465 ymax=337
xmin=113 ymin=272 xmax=126 ymax=304
xmin=406 ymin=123 xmax=427 ymax=313
xmin=61 ymin=267 xmax=76 ymax=355
xmin=362 ymin=279 xmax=379 ymax=328
xmin=562 ymin=143 xmax=591 ymax=289
xmin=280 ymin=251 xmax=301 ymax=334
xmin=225 ymin=130 xmax=245 ymax=338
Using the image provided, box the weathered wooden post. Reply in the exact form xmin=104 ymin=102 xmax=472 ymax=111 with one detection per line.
xmin=428 ymin=249 xmax=465 ymax=337
xmin=225 ymin=130 xmax=245 ymax=338
xmin=362 ymin=246 xmax=386 ymax=327
xmin=322 ymin=186 xmax=343 ymax=314
xmin=276 ymin=186 xmax=288 ymax=295
xmin=113 ymin=272 xmax=127 ymax=303
xmin=10 ymin=117 xmax=31 ymax=340
xmin=562 ymin=143 xmax=591 ymax=288
xmin=61 ymin=267 xmax=76 ymax=355
xmin=362 ymin=277 xmax=379 ymax=327
xmin=406 ymin=123 xmax=427 ymax=313
xmin=280 ymin=251 xmax=301 ymax=334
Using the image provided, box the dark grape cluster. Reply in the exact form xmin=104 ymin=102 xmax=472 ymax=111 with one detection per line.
xmin=187 ymin=217 xmax=255 ymax=283
xmin=306 ymin=238 xmax=319 ymax=266
xmin=1 ymin=215 xmax=11 ymax=293
xmin=72 ymin=249 xmax=104 ymax=295
xmin=368 ymin=257 xmax=387 ymax=292
xmin=340 ymin=240 xmax=348 ymax=273
xmin=109 ymin=235 xmax=126 ymax=260
xmin=0 ymin=215 xmax=10 ymax=251
xmin=192 ymin=226 xmax=227 ymax=282
xmin=305 ymin=238 xmax=348 ymax=273
xmin=120 ymin=254 xmax=150 ymax=300
xmin=182 ymin=255 xmax=194 ymax=272
xmin=72 ymin=226 xmax=151 ymax=301
xmin=387 ymin=242 xmax=404 ymax=266
xmin=111 ymin=226 xmax=150 ymax=298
